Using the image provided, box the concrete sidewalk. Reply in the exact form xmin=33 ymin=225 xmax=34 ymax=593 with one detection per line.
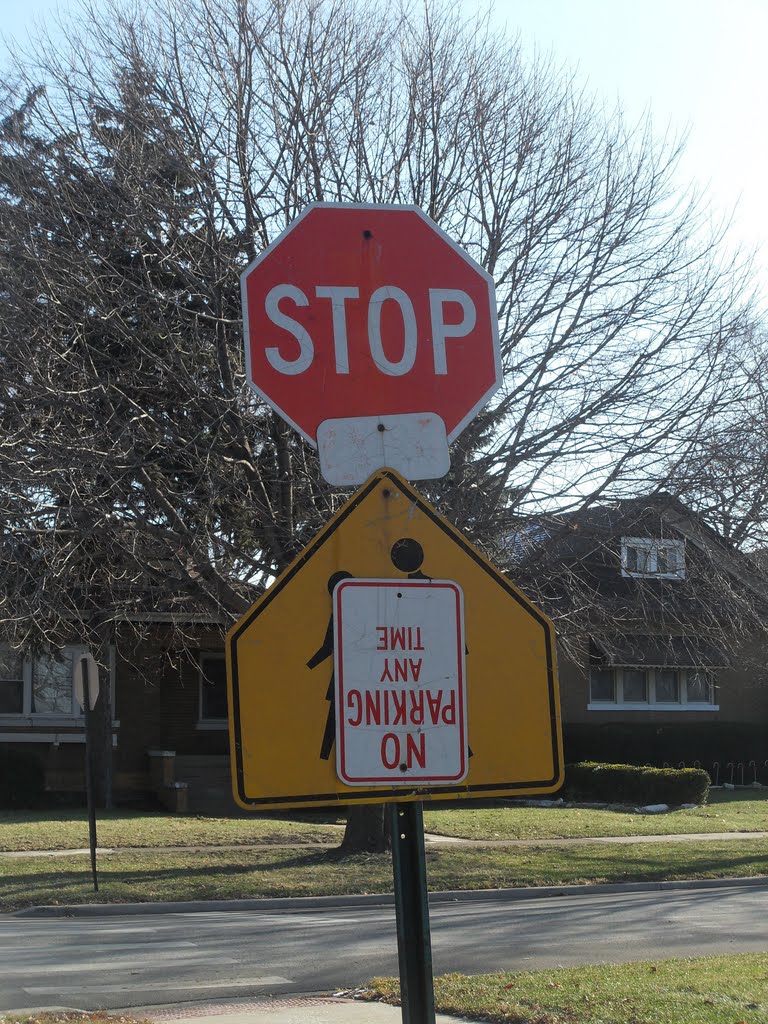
xmin=132 ymin=994 xmax=472 ymax=1024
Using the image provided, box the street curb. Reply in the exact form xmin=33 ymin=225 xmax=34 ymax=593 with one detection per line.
xmin=13 ymin=874 xmax=768 ymax=917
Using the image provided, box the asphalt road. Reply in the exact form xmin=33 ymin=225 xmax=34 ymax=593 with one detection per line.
xmin=2 ymin=884 xmax=767 ymax=1013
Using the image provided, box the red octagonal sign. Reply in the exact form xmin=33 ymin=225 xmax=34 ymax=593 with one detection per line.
xmin=241 ymin=204 xmax=501 ymax=452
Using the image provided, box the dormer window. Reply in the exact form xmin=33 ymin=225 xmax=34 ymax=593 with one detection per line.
xmin=621 ymin=537 xmax=685 ymax=579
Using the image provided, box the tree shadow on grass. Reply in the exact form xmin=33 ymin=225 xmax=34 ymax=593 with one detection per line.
xmin=8 ymin=844 xmax=766 ymax=912
xmin=581 ymin=845 xmax=768 ymax=881
xmin=429 ymin=843 xmax=768 ymax=889
xmin=0 ymin=847 xmax=393 ymax=910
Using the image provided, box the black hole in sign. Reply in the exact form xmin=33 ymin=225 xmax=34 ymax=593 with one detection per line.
xmin=391 ymin=537 xmax=424 ymax=573
xmin=397 ymin=592 xmax=402 ymax=598
xmin=399 ymin=764 xmax=407 ymax=772
xmin=363 ymin=229 xmax=373 ymax=238
xmin=377 ymin=422 xmax=386 ymax=432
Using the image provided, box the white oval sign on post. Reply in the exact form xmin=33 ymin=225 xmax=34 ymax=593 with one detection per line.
xmin=73 ymin=653 xmax=100 ymax=711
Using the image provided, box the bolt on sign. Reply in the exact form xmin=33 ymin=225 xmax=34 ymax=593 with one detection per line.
xmin=334 ymin=579 xmax=467 ymax=787
xmin=226 ymin=468 xmax=563 ymax=811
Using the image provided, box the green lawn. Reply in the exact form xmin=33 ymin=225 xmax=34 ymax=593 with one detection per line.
xmin=2 ymin=789 xmax=766 ymax=853
xmin=0 ymin=809 xmax=345 ymax=852
xmin=3 ymin=957 xmax=767 ymax=1023
xmin=423 ymin=788 xmax=768 ymax=840
xmin=2 ymin=791 xmax=767 ymax=913
xmin=366 ymin=954 xmax=768 ymax=1024
xmin=3 ymin=837 xmax=768 ymax=912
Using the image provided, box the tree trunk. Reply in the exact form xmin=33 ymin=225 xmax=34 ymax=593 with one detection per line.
xmin=340 ymin=804 xmax=391 ymax=853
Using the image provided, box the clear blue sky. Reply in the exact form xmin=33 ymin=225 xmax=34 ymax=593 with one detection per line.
xmin=4 ymin=0 xmax=766 ymax=298
xmin=500 ymin=0 xmax=768 ymax=297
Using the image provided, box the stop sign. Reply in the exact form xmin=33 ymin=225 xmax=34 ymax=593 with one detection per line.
xmin=241 ymin=204 xmax=501 ymax=449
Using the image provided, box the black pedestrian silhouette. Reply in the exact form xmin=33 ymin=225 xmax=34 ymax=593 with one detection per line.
xmin=307 ymin=570 xmax=353 ymax=760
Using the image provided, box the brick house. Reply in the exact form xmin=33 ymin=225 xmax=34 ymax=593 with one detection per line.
xmin=0 ymin=609 xmax=232 ymax=810
xmin=511 ymin=493 xmax=768 ymax=771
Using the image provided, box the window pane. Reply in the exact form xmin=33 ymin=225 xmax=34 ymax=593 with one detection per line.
xmin=590 ymin=669 xmax=615 ymax=702
xmin=0 ymin=647 xmax=23 ymax=714
xmin=656 ymin=669 xmax=679 ymax=702
xmin=0 ymin=648 xmax=23 ymax=681
xmin=623 ymin=669 xmax=648 ymax=702
xmin=627 ymin=546 xmax=650 ymax=573
xmin=687 ymin=670 xmax=711 ymax=703
xmin=623 ymin=539 xmax=684 ymax=577
xmin=0 ymin=680 xmax=23 ymax=714
xmin=32 ymin=653 xmax=73 ymax=714
xmin=201 ymin=656 xmax=228 ymax=720
xmin=656 ymin=545 xmax=682 ymax=574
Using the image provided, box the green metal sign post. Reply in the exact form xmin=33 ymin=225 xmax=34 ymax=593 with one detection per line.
xmin=389 ymin=802 xmax=436 ymax=1024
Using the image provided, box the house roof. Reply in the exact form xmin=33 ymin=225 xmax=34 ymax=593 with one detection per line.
xmin=507 ymin=492 xmax=768 ymax=654
xmin=591 ymin=634 xmax=731 ymax=668
xmin=512 ymin=492 xmax=768 ymax=594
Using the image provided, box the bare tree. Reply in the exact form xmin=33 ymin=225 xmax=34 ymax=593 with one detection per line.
xmin=0 ymin=0 xmax=759 ymax=826
xmin=660 ymin=331 xmax=768 ymax=551
xmin=507 ymin=493 xmax=768 ymax=673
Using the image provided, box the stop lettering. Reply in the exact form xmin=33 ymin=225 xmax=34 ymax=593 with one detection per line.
xmin=262 ymin=283 xmax=476 ymax=378
xmin=241 ymin=204 xmax=501 ymax=445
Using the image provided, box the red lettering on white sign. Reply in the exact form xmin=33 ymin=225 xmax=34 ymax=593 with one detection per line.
xmin=334 ymin=578 xmax=467 ymax=786
xmin=379 ymin=657 xmax=422 ymax=683
xmin=346 ymin=687 xmax=457 ymax=727
xmin=379 ymin=731 xmax=427 ymax=771
xmin=375 ymin=626 xmax=426 ymax=651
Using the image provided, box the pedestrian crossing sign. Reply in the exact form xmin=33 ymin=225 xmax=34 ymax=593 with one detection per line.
xmin=226 ymin=467 xmax=562 ymax=810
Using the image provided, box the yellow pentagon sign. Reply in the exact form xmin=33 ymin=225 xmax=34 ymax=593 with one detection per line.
xmin=227 ymin=468 xmax=563 ymax=810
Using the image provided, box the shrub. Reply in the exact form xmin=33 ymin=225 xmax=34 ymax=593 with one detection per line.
xmin=0 ymin=745 xmax=46 ymax=808
xmin=562 ymin=721 xmax=768 ymax=772
xmin=563 ymin=761 xmax=709 ymax=806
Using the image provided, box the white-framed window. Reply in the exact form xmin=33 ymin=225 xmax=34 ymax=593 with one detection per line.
xmin=0 ymin=644 xmax=115 ymax=722
xmin=198 ymin=652 xmax=228 ymax=724
xmin=621 ymin=537 xmax=686 ymax=579
xmin=623 ymin=668 xmax=648 ymax=702
xmin=0 ymin=647 xmax=24 ymax=715
xmin=589 ymin=668 xmax=615 ymax=702
xmin=588 ymin=666 xmax=717 ymax=710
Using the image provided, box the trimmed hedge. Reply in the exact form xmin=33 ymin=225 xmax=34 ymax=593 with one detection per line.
xmin=0 ymin=745 xmax=46 ymax=808
xmin=563 ymin=760 xmax=710 ymax=806
xmin=563 ymin=722 xmax=768 ymax=777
